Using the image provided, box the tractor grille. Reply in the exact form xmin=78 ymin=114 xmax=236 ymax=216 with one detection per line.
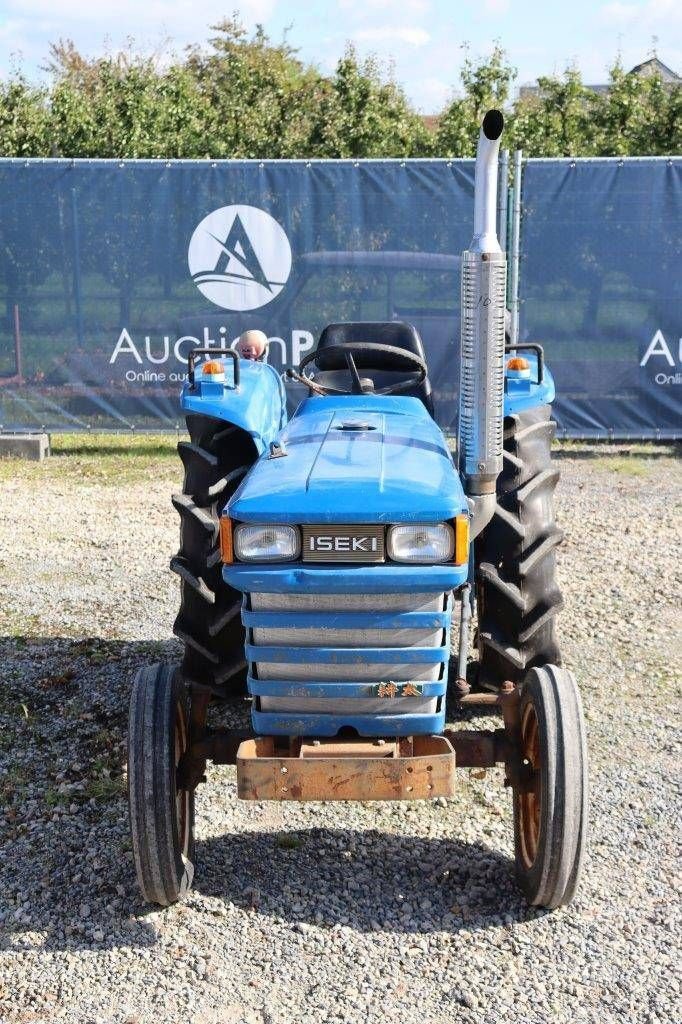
xmin=243 ymin=591 xmax=451 ymax=734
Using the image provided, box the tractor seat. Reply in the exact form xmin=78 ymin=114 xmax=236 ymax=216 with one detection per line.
xmin=312 ymin=321 xmax=434 ymax=416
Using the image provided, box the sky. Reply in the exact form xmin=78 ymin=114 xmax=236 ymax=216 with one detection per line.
xmin=0 ymin=0 xmax=680 ymax=111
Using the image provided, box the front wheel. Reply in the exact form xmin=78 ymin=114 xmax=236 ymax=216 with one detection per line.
xmin=513 ymin=664 xmax=588 ymax=909
xmin=128 ymin=663 xmax=196 ymax=906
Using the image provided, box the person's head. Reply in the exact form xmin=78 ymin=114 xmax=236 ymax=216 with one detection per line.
xmin=236 ymin=329 xmax=268 ymax=361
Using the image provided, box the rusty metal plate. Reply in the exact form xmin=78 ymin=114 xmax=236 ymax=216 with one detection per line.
xmin=299 ymin=738 xmax=401 ymax=759
xmin=236 ymin=735 xmax=456 ymax=801
xmin=301 ymin=524 xmax=385 ymax=563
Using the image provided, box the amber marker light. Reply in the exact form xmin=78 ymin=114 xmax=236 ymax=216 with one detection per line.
xmin=506 ymin=356 xmax=530 ymax=371
xmin=453 ymin=514 xmax=469 ymax=565
xmin=220 ymin=516 xmax=234 ymax=563
xmin=202 ymin=360 xmax=225 ymax=375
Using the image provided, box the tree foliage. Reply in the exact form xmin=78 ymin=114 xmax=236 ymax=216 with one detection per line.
xmin=0 ymin=75 xmax=51 ymax=156
xmin=508 ymin=68 xmax=597 ymax=157
xmin=184 ymin=19 xmax=325 ymax=158
xmin=307 ymin=46 xmax=433 ymax=157
xmin=589 ymin=59 xmax=682 ymax=156
xmin=436 ymin=45 xmax=515 ymax=156
xmin=0 ymin=25 xmax=679 ymax=159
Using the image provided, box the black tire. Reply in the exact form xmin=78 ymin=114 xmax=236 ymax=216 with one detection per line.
xmin=513 ymin=664 xmax=588 ymax=909
xmin=475 ymin=404 xmax=564 ymax=691
xmin=128 ymin=663 xmax=195 ymax=906
xmin=172 ymin=414 xmax=257 ymax=695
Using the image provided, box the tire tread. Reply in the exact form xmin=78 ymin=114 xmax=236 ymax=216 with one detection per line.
xmin=128 ymin=663 xmax=195 ymax=906
xmin=513 ymin=665 xmax=588 ymax=908
xmin=476 ymin=405 xmax=563 ymax=690
xmin=172 ymin=415 xmax=257 ymax=695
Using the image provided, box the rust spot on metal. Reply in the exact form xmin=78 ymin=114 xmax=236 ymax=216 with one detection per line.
xmin=498 ymin=681 xmax=522 ymax=739
xmin=453 ymin=676 xmax=471 ymax=699
xmin=443 ymin=728 xmax=507 ymax=768
xmin=236 ymin=735 xmax=457 ymax=802
xmin=456 ymin=691 xmax=498 ymax=706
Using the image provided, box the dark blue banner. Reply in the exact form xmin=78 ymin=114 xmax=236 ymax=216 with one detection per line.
xmin=0 ymin=158 xmax=474 ymax=432
xmin=520 ymin=157 xmax=681 ymax=438
xmin=0 ymin=156 xmax=679 ymax=437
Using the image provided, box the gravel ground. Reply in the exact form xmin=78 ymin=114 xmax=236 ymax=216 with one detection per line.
xmin=0 ymin=438 xmax=680 ymax=1024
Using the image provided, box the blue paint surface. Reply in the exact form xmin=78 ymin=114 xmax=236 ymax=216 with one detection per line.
xmin=504 ymin=354 xmax=555 ymax=416
xmin=246 ymin=643 xmax=448 ymax=666
xmin=242 ymin=608 xmax=450 ymax=630
xmin=251 ymin=709 xmax=446 ymax=738
xmin=228 ymin=394 xmax=467 ymax=524
xmin=180 ymin=358 xmax=287 ymax=455
xmin=223 ymin=563 xmax=468 ymax=592
xmin=247 ymin=677 xmax=446 ymax=699
xmin=238 ymin=575 xmax=453 ymax=737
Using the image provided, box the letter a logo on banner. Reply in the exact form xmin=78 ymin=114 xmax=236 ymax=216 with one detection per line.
xmin=188 ymin=205 xmax=292 ymax=311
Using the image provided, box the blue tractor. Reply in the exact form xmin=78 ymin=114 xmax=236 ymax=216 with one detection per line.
xmin=128 ymin=111 xmax=588 ymax=911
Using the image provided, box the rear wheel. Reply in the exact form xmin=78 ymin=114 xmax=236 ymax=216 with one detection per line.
xmin=128 ymin=663 xmax=195 ymax=906
xmin=172 ymin=415 xmax=257 ymax=695
xmin=475 ymin=404 xmax=563 ymax=691
xmin=513 ymin=664 xmax=588 ymax=908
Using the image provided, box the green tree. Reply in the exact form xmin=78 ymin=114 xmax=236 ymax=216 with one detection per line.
xmin=508 ymin=61 xmax=682 ymax=157
xmin=1 ymin=24 xmax=681 ymax=160
xmin=436 ymin=45 xmax=515 ymax=157
xmin=185 ymin=19 xmax=325 ymax=158
xmin=590 ymin=60 xmax=682 ymax=155
xmin=0 ymin=76 xmax=50 ymax=156
xmin=309 ymin=46 xmax=433 ymax=157
xmin=663 ymin=82 xmax=682 ymax=154
xmin=510 ymin=67 xmax=597 ymax=157
xmin=48 ymin=41 xmax=208 ymax=158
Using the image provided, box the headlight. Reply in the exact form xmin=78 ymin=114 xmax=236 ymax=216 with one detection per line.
xmin=387 ymin=523 xmax=454 ymax=563
xmin=233 ymin=523 xmax=300 ymax=562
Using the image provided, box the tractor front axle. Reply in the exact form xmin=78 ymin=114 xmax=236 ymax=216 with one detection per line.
xmin=176 ymin=689 xmax=514 ymax=803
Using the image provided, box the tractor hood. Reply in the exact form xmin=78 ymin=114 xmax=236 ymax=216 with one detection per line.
xmin=227 ymin=395 xmax=467 ymax=525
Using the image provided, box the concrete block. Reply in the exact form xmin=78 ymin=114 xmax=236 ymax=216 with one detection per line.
xmin=0 ymin=433 xmax=51 ymax=461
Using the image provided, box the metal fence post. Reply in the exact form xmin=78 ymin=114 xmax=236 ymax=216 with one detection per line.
xmin=510 ymin=150 xmax=523 ymax=347
xmin=12 ymin=304 xmax=22 ymax=380
xmin=70 ymin=185 xmax=85 ymax=347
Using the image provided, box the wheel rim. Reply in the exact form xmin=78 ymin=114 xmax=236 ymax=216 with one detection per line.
xmin=517 ymin=701 xmax=542 ymax=870
xmin=174 ymin=703 xmax=191 ymax=858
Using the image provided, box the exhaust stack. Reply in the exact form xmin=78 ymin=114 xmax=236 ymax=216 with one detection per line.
xmin=458 ymin=110 xmax=507 ymax=537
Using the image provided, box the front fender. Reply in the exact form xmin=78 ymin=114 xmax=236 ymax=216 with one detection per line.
xmin=504 ymin=353 xmax=555 ymax=416
xmin=181 ymin=359 xmax=287 ymax=456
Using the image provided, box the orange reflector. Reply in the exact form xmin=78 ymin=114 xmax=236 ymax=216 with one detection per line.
xmin=220 ymin=516 xmax=234 ymax=563
xmin=202 ymin=360 xmax=225 ymax=376
xmin=454 ymin=514 xmax=469 ymax=566
xmin=507 ymin=356 xmax=530 ymax=371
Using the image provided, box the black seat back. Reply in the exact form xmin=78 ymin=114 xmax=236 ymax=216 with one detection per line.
xmin=314 ymin=321 xmax=434 ymax=415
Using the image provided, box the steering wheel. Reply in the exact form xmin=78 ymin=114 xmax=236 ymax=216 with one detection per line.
xmin=290 ymin=342 xmax=427 ymax=397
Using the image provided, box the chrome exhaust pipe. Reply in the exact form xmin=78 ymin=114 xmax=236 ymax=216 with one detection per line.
xmin=458 ymin=110 xmax=507 ymax=537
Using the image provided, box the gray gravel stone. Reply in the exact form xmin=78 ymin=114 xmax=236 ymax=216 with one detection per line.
xmin=0 ymin=446 xmax=680 ymax=1024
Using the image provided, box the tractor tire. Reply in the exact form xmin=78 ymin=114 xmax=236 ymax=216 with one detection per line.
xmin=128 ymin=663 xmax=195 ymax=906
xmin=513 ymin=664 xmax=588 ymax=908
xmin=172 ymin=415 xmax=257 ymax=696
xmin=475 ymin=404 xmax=564 ymax=691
